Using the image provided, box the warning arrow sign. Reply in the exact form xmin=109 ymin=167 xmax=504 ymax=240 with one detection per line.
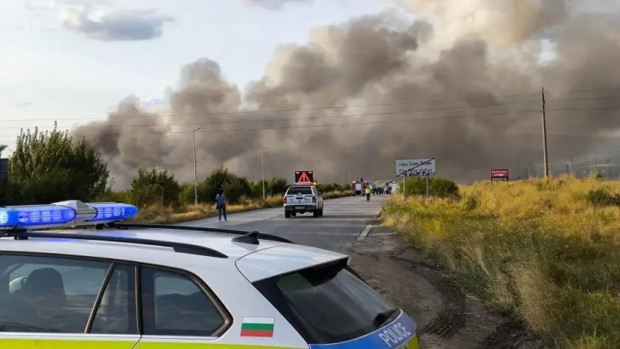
xmin=295 ymin=170 xmax=314 ymax=184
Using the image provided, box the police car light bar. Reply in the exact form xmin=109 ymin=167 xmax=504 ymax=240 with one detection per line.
xmin=0 ymin=200 xmax=138 ymax=230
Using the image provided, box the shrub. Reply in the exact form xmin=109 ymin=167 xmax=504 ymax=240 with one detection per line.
xmin=583 ymin=189 xmax=620 ymax=206
xmin=384 ymin=176 xmax=620 ymax=348
xmin=198 ymin=168 xmax=251 ymax=205
xmin=129 ymin=168 xmax=181 ymax=208
xmin=7 ymin=125 xmax=109 ymax=204
xmin=178 ymin=183 xmax=196 ymax=206
xmin=400 ymin=177 xmax=460 ymax=199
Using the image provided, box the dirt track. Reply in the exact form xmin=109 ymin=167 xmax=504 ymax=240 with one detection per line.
xmin=347 ymin=225 xmax=548 ymax=349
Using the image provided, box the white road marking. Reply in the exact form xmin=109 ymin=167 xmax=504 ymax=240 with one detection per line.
xmin=357 ymin=224 xmax=373 ymax=241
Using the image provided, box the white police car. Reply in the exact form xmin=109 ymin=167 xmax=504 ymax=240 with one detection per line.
xmin=0 ymin=200 xmax=419 ymax=348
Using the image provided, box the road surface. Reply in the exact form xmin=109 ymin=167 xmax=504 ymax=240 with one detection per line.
xmin=181 ymin=195 xmax=386 ymax=252
xmin=181 ymin=195 xmax=544 ymax=348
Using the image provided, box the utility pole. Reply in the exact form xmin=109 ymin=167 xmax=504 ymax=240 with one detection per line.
xmin=261 ymin=147 xmax=265 ymax=203
xmin=541 ymin=86 xmax=549 ymax=179
xmin=594 ymin=156 xmax=598 ymax=176
xmin=569 ymin=155 xmax=573 ymax=176
xmin=607 ymin=158 xmax=610 ymax=179
xmin=192 ymin=127 xmax=201 ymax=205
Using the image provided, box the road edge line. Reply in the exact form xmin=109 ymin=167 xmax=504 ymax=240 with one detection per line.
xmin=357 ymin=224 xmax=372 ymax=241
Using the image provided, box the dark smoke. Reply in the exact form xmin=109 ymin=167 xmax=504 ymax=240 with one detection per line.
xmin=75 ymin=0 xmax=620 ymax=188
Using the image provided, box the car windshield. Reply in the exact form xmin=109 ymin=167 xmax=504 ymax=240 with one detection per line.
xmin=252 ymin=260 xmax=398 ymax=344
xmin=287 ymin=187 xmax=312 ymax=195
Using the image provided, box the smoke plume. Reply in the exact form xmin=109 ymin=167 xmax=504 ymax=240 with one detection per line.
xmin=75 ymin=0 xmax=620 ymax=188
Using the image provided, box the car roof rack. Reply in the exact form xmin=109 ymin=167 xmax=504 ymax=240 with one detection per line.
xmin=4 ymin=230 xmax=228 ymax=259
xmin=106 ymin=222 xmax=295 ymax=245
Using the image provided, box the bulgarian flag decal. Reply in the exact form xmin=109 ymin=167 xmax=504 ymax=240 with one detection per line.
xmin=240 ymin=317 xmax=275 ymax=337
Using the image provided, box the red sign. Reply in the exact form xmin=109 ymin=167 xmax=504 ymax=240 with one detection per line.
xmin=490 ymin=169 xmax=509 ymax=181
xmin=295 ymin=170 xmax=314 ymax=183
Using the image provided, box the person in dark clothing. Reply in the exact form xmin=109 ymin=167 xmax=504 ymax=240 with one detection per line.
xmin=215 ymin=188 xmax=227 ymax=221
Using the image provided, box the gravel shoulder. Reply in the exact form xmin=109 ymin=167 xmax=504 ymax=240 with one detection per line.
xmin=346 ymin=225 xmax=548 ymax=349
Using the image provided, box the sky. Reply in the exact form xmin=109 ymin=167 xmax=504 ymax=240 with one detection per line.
xmin=2 ymin=0 xmax=619 ymax=187
xmin=0 ymin=0 xmax=395 ymax=155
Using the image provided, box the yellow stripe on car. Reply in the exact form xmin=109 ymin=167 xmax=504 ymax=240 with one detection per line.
xmin=1 ymin=339 xmax=301 ymax=349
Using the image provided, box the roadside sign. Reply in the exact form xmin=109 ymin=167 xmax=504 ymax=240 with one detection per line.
xmin=490 ymin=169 xmax=509 ymax=181
xmin=396 ymin=158 xmax=436 ymax=177
xmin=295 ymin=170 xmax=314 ymax=183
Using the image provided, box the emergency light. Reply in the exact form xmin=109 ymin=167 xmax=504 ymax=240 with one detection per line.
xmin=0 ymin=200 xmax=138 ymax=230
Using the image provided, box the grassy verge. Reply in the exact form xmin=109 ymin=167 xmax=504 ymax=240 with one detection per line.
xmin=131 ymin=191 xmax=352 ymax=224
xmin=382 ymin=175 xmax=619 ymax=349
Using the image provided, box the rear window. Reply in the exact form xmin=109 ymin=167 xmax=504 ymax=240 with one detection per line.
xmin=252 ymin=260 xmax=398 ymax=344
xmin=287 ymin=186 xmax=313 ymax=195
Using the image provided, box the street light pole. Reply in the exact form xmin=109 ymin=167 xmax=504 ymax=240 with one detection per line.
xmin=192 ymin=127 xmax=201 ymax=205
xmin=262 ymin=147 xmax=265 ymax=203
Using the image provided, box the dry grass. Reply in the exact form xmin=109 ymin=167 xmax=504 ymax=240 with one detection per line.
xmin=382 ymin=175 xmax=620 ymax=349
xmin=131 ymin=191 xmax=352 ymax=224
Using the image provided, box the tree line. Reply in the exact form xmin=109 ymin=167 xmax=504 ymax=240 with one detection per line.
xmin=0 ymin=126 xmax=349 ymax=208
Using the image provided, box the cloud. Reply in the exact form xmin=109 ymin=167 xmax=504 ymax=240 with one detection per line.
xmin=61 ymin=8 xmax=174 ymax=41
xmin=15 ymin=101 xmax=33 ymax=108
xmin=75 ymin=1 xmax=620 ymax=187
xmin=241 ymin=0 xmax=313 ymax=10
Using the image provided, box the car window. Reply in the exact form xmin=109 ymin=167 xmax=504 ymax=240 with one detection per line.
xmin=91 ymin=264 xmax=137 ymax=334
xmin=252 ymin=260 xmax=397 ymax=344
xmin=0 ymin=254 xmax=110 ymax=333
xmin=287 ymin=186 xmax=312 ymax=195
xmin=140 ymin=267 xmax=225 ymax=336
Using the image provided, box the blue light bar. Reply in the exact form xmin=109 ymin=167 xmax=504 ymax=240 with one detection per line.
xmin=0 ymin=201 xmax=139 ymax=230
xmin=0 ymin=205 xmax=77 ymax=229
xmin=87 ymin=203 xmax=138 ymax=222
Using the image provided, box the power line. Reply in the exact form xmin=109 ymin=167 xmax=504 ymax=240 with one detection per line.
xmin=1 ymin=97 xmax=618 ymax=131
xmin=1 ymin=94 xmax=543 ymax=123
xmin=67 ymin=109 xmax=541 ymax=137
xmin=0 ymin=105 xmax=618 ymax=139
xmin=2 ymin=94 xmax=617 ymax=126
xmin=0 ymin=100 xmax=541 ymax=129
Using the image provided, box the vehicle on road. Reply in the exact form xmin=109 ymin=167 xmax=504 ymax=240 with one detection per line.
xmin=283 ymin=184 xmax=324 ymax=218
xmin=0 ymin=200 xmax=419 ymax=348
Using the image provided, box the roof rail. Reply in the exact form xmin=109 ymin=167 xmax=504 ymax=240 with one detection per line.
xmin=107 ymin=222 xmax=295 ymax=244
xmin=5 ymin=231 xmax=228 ymax=259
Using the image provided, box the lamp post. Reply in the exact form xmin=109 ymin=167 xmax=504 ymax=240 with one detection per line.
xmin=261 ymin=147 xmax=265 ymax=203
xmin=192 ymin=127 xmax=201 ymax=205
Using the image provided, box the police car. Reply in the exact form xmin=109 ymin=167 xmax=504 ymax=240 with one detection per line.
xmin=0 ymin=200 xmax=419 ymax=348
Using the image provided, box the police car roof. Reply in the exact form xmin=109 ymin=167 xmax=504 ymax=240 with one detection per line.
xmin=1 ymin=226 xmax=348 ymax=281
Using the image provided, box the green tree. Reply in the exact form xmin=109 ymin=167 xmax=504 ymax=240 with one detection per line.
xmin=8 ymin=126 xmax=109 ymax=204
xmin=129 ymin=168 xmax=181 ymax=207
xmin=0 ymin=144 xmax=7 ymax=206
xmin=178 ymin=183 xmax=196 ymax=206
xmin=267 ymin=177 xmax=289 ymax=196
xmin=198 ymin=168 xmax=251 ymax=204
xmin=249 ymin=177 xmax=290 ymax=200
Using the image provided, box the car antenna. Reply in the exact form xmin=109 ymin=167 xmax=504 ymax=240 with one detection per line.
xmin=232 ymin=231 xmax=260 ymax=245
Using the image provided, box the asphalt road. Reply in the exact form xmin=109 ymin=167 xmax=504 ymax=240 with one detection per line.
xmin=180 ymin=195 xmax=388 ymax=252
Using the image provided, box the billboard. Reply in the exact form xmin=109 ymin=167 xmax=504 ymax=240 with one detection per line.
xmin=490 ymin=169 xmax=509 ymax=181
xmin=294 ymin=170 xmax=314 ymax=183
xmin=395 ymin=158 xmax=436 ymax=177
xmin=0 ymin=158 xmax=7 ymax=184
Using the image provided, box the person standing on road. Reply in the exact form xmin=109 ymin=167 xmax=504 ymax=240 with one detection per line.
xmin=365 ymin=186 xmax=371 ymax=201
xmin=216 ymin=188 xmax=227 ymax=221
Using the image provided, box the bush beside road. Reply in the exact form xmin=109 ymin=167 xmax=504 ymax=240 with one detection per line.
xmin=382 ymin=176 xmax=619 ymax=349
xmin=129 ymin=190 xmax=352 ymax=224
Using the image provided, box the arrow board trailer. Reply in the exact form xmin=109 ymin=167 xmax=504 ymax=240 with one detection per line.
xmin=396 ymin=159 xmax=436 ymax=177
xmin=295 ymin=170 xmax=314 ymax=184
